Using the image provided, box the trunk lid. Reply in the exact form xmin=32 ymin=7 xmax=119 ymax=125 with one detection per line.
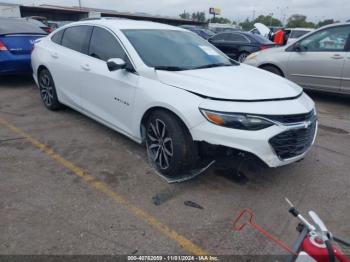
xmin=0 ymin=34 xmax=45 ymax=55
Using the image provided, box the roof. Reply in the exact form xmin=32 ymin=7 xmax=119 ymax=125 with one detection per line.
xmin=0 ymin=17 xmax=47 ymax=35
xmin=65 ymin=19 xmax=187 ymax=31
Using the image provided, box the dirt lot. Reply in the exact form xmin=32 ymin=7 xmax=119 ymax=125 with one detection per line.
xmin=0 ymin=76 xmax=349 ymax=257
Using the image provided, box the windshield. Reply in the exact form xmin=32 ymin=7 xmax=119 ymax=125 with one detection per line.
xmin=250 ymin=33 xmax=273 ymax=44
xmin=202 ymin=29 xmax=215 ymax=37
xmin=122 ymin=29 xmax=234 ymax=70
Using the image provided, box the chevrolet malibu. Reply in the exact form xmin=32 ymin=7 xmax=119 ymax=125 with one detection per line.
xmin=31 ymin=19 xmax=317 ymax=177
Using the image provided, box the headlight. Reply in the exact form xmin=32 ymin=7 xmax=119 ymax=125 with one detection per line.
xmin=200 ymin=109 xmax=274 ymax=130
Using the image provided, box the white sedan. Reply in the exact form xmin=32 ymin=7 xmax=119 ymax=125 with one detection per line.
xmin=31 ymin=19 xmax=317 ymax=176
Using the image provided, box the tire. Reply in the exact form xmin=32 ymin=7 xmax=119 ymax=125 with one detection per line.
xmin=146 ymin=110 xmax=197 ymax=176
xmin=38 ymin=68 xmax=63 ymax=111
xmin=238 ymin=52 xmax=250 ymax=63
xmin=261 ymin=65 xmax=283 ymax=77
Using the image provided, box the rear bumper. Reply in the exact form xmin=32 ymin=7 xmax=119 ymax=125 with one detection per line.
xmin=0 ymin=52 xmax=32 ymax=75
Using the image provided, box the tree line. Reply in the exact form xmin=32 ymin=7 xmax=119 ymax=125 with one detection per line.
xmin=179 ymin=11 xmax=339 ymax=29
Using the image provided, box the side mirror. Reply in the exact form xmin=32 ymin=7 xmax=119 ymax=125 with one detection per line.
xmin=293 ymin=42 xmax=304 ymax=52
xmin=107 ymin=58 xmax=126 ymax=71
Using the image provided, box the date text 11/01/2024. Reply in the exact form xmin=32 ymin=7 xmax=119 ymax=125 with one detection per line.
xmin=127 ymin=256 xmax=219 ymax=261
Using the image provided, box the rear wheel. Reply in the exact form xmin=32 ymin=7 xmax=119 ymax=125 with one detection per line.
xmin=146 ymin=110 xmax=197 ymax=176
xmin=261 ymin=65 xmax=284 ymax=76
xmin=38 ymin=68 xmax=62 ymax=110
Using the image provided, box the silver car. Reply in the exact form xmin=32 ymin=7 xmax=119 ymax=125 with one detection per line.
xmin=245 ymin=23 xmax=350 ymax=95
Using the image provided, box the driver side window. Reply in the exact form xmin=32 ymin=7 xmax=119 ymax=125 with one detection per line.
xmin=299 ymin=26 xmax=350 ymax=52
xmin=211 ymin=33 xmax=230 ymax=41
xmin=88 ymin=27 xmax=128 ymax=62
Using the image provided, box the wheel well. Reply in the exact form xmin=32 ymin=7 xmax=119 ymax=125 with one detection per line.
xmin=259 ymin=64 xmax=285 ymax=77
xmin=140 ymin=107 xmax=190 ymax=144
xmin=37 ymin=65 xmax=48 ymax=78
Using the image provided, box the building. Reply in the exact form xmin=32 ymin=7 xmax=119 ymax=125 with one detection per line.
xmin=0 ymin=2 xmax=206 ymax=26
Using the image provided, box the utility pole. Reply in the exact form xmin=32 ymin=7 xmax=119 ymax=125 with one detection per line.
xmin=269 ymin=12 xmax=274 ymax=27
xmin=78 ymin=0 xmax=82 ymax=9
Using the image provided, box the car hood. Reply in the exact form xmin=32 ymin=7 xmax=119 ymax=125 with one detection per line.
xmin=156 ymin=64 xmax=302 ymax=101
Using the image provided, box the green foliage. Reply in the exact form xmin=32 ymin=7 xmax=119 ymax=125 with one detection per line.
xmin=239 ymin=15 xmax=282 ymax=31
xmin=316 ymin=19 xmax=337 ymax=28
xmin=192 ymin=11 xmax=206 ymax=22
xmin=179 ymin=11 xmax=190 ymax=20
xmin=210 ymin=16 xmax=232 ymax=24
xmin=255 ymin=15 xmax=283 ymax=27
xmin=239 ymin=18 xmax=255 ymax=31
xmin=286 ymin=14 xmax=315 ymax=28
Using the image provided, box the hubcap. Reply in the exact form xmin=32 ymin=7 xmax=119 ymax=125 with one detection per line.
xmin=40 ymin=73 xmax=54 ymax=106
xmin=147 ymin=119 xmax=173 ymax=170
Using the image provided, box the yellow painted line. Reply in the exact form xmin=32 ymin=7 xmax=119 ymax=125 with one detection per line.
xmin=0 ymin=116 xmax=208 ymax=256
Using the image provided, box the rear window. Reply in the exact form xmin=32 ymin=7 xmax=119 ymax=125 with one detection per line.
xmin=61 ymin=25 xmax=92 ymax=54
xmin=51 ymin=29 xmax=64 ymax=44
xmin=250 ymin=33 xmax=273 ymax=44
xmin=0 ymin=18 xmax=46 ymax=35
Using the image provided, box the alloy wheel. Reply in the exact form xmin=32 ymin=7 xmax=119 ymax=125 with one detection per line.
xmin=147 ymin=119 xmax=174 ymax=170
xmin=40 ymin=73 xmax=54 ymax=107
xmin=238 ymin=53 xmax=248 ymax=62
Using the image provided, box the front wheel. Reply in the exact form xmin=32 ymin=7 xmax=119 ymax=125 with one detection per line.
xmin=238 ymin=52 xmax=250 ymax=62
xmin=146 ymin=110 xmax=197 ymax=176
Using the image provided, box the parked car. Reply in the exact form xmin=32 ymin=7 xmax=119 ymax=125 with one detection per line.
xmin=20 ymin=18 xmax=53 ymax=33
xmin=208 ymin=31 xmax=276 ymax=62
xmin=26 ymin=16 xmax=49 ymax=26
xmin=245 ymin=23 xmax=350 ymax=95
xmin=209 ymin=23 xmax=241 ymax=33
xmin=180 ymin=25 xmax=215 ymax=40
xmin=285 ymin=28 xmax=314 ymax=44
xmin=32 ymin=19 xmax=317 ymax=176
xmin=0 ymin=18 xmax=47 ymax=75
xmin=48 ymin=21 xmax=72 ymax=30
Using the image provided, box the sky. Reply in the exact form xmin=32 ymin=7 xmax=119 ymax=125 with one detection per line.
xmin=1 ymin=0 xmax=349 ymax=23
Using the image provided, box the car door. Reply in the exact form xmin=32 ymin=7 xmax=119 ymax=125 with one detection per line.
xmin=79 ymin=26 xmax=139 ymax=135
xmin=50 ymin=25 xmax=93 ymax=109
xmin=341 ymin=38 xmax=350 ymax=93
xmin=227 ymin=33 xmax=252 ymax=60
xmin=209 ymin=33 xmax=238 ymax=59
xmin=286 ymin=25 xmax=350 ymax=92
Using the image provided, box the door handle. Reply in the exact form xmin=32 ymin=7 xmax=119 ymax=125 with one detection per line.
xmin=51 ymin=52 xmax=58 ymax=59
xmin=331 ymin=54 xmax=344 ymax=59
xmin=81 ymin=63 xmax=91 ymax=71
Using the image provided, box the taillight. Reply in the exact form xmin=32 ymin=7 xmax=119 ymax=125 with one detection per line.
xmin=44 ymin=27 xmax=53 ymax=33
xmin=0 ymin=40 xmax=8 ymax=51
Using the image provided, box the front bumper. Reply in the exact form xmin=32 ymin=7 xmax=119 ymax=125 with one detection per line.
xmin=190 ymin=94 xmax=317 ymax=168
xmin=192 ymin=120 xmax=317 ymax=167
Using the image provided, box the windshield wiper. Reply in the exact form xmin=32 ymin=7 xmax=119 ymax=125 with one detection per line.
xmin=191 ymin=63 xmax=233 ymax=70
xmin=154 ymin=66 xmax=188 ymax=71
